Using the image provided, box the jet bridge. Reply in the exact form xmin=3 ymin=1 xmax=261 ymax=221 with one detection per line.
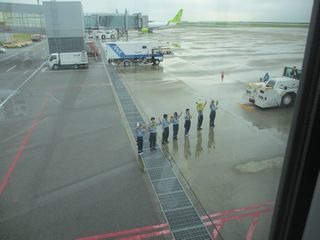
xmin=0 ymin=2 xmax=147 ymax=35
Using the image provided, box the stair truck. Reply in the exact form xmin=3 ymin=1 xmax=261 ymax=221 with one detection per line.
xmin=244 ymin=67 xmax=301 ymax=108
xmin=48 ymin=51 xmax=88 ymax=70
xmin=105 ymin=42 xmax=164 ymax=66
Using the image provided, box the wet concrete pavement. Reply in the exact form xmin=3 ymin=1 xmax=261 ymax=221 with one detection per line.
xmin=106 ymin=25 xmax=308 ymax=239
xmin=0 ymin=25 xmax=308 ymax=240
xmin=0 ymin=59 xmax=165 ymax=239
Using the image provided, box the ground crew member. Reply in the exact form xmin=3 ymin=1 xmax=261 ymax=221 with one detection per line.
xmin=136 ymin=122 xmax=146 ymax=155
xmin=148 ymin=117 xmax=160 ymax=150
xmin=160 ymin=114 xmax=170 ymax=144
xmin=291 ymin=66 xmax=298 ymax=79
xmin=172 ymin=111 xmax=182 ymax=140
xmin=196 ymin=99 xmax=207 ymax=130
xmin=184 ymin=109 xmax=192 ymax=136
xmin=209 ymin=100 xmax=218 ymax=127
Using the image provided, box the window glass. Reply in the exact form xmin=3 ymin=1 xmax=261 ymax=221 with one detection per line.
xmin=0 ymin=1 xmax=314 ymax=240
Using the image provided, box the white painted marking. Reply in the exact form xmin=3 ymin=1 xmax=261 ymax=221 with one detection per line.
xmin=6 ymin=65 xmax=17 ymax=72
xmin=23 ymin=70 xmax=29 ymax=75
xmin=0 ymin=52 xmax=19 ymax=63
xmin=23 ymin=57 xmax=30 ymax=62
xmin=0 ymin=61 xmax=46 ymax=108
xmin=47 ymin=92 xmax=61 ymax=104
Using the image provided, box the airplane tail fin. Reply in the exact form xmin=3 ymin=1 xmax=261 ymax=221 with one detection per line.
xmin=169 ymin=9 xmax=183 ymax=23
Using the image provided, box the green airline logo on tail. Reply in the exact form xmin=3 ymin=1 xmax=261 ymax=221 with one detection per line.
xmin=169 ymin=9 xmax=183 ymax=23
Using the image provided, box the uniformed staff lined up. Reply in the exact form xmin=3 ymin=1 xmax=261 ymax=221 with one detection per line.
xmin=135 ymin=100 xmax=218 ymax=154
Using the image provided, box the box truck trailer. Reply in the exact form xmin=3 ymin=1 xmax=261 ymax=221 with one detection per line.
xmin=105 ymin=42 xmax=164 ymax=66
xmin=48 ymin=51 xmax=88 ymax=70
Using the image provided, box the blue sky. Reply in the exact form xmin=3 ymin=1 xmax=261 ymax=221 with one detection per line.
xmin=7 ymin=0 xmax=314 ymax=22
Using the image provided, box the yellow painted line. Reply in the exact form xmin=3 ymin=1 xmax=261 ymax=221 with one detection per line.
xmin=239 ymin=103 xmax=255 ymax=112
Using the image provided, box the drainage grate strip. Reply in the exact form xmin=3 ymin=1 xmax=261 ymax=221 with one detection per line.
xmin=108 ymin=66 xmax=212 ymax=240
xmin=158 ymin=191 xmax=192 ymax=211
xmin=165 ymin=207 xmax=205 ymax=231
xmin=172 ymin=226 xmax=212 ymax=240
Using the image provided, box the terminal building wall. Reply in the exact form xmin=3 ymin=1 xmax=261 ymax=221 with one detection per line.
xmin=0 ymin=2 xmax=45 ymax=34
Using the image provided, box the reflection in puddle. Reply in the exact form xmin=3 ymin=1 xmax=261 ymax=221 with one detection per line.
xmin=207 ymin=126 xmax=215 ymax=152
xmin=184 ymin=136 xmax=191 ymax=160
xmin=172 ymin=139 xmax=179 ymax=156
xmin=195 ymin=130 xmax=203 ymax=158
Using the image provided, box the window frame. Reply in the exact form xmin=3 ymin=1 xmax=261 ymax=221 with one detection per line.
xmin=268 ymin=0 xmax=320 ymax=239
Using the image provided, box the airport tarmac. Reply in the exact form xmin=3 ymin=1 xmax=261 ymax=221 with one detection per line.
xmin=0 ymin=25 xmax=308 ymax=240
xmin=104 ymin=25 xmax=308 ymax=239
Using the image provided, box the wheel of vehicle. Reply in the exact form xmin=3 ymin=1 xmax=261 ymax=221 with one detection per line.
xmin=124 ymin=60 xmax=131 ymax=67
xmin=101 ymin=34 xmax=106 ymax=40
xmin=110 ymin=34 xmax=115 ymax=39
xmin=153 ymin=59 xmax=160 ymax=65
xmin=53 ymin=64 xmax=59 ymax=70
xmin=281 ymin=93 xmax=295 ymax=107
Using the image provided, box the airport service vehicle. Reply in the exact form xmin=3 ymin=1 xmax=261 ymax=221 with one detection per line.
xmin=245 ymin=67 xmax=301 ymax=108
xmin=141 ymin=9 xmax=183 ymax=33
xmin=31 ymin=34 xmax=42 ymax=42
xmin=94 ymin=29 xmax=116 ymax=40
xmin=48 ymin=51 xmax=88 ymax=70
xmin=106 ymin=42 xmax=164 ymax=66
xmin=3 ymin=42 xmax=19 ymax=48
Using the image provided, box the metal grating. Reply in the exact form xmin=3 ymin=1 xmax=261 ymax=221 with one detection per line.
xmin=165 ymin=207 xmax=205 ymax=231
xmin=144 ymin=157 xmax=170 ymax=169
xmin=158 ymin=191 xmax=192 ymax=211
xmin=107 ymin=66 xmax=212 ymax=240
xmin=147 ymin=166 xmax=176 ymax=181
xmin=153 ymin=178 xmax=183 ymax=195
xmin=172 ymin=226 xmax=212 ymax=240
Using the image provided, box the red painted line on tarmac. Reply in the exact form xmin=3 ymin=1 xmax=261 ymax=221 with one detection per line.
xmin=76 ymin=203 xmax=274 ymax=240
xmin=212 ymin=223 xmax=224 ymax=240
xmin=246 ymin=215 xmax=260 ymax=240
xmin=215 ymin=208 xmax=273 ymax=224
xmin=75 ymin=224 xmax=169 ymax=240
xmin=202 ymin=201 xmax=274 ymax=220
xmin=117 ymin=229 xmax=171 ymax=240
xmin=0 ymin=97 xmax=49 ymax=196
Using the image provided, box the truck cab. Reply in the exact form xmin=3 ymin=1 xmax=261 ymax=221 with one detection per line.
xmin=151 ymin=48 xmax=164 ymax=65
xmin=48 ymin=53 xmax=59 ymax=69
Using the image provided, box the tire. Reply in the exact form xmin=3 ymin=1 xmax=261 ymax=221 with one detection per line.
xmin=110 ymin=34 xmax=115 ymax=39
xmin=124 ymin=60 xmax=131 ymax=67
xmin=53 ymin=64 xmax=59 ymax=70
xmin=281 ymin=93 xmax=295 ymax=107
xmin=101 ymin=35 xmax=106 ymax=40
xmin=153 ymin=59 xmax=160 ymax=65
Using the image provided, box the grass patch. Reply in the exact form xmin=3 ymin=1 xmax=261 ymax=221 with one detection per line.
xmin=12 ymin=33 xmax=31 ymax=41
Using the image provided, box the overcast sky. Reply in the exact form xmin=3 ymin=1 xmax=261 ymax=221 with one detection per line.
xmin=5 ymin=0 xmax=314 ymax=22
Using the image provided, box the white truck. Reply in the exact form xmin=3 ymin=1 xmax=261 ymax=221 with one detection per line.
xmin=245 ymin=67 xmax=301 ymax=108
xmin=93 ymin=29 xmax=116 ymax=40
xmin=106 ymin=42 xmax=164 ymax=66
xmin=48 ymin=51 xmax=88 ymax=70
